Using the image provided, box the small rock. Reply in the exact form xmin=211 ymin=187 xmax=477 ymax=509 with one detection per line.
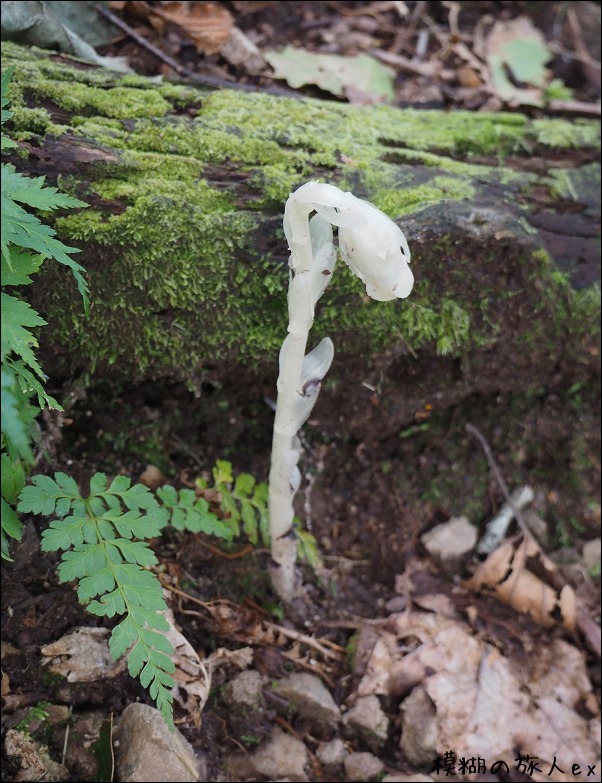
xmin=582 ymin=538 xmax=601 ymax=573
xmin=272 ymin=672 xmax=340 ymax=725
xmin=115 ymin=704 xmax=201 ymax=782
xmin=342 ymin=695 xmax=389 ymax=751
xmin=421 ymin=516 xmax=477 ymax=561
xmin=221 ymin=669 xmax=271 ymax=748
xmin=343 ymin=751 xmax=385 ymax=781
xmin=250 ymin=727 xmax=309 ymax=782
xmin=139 ymin=464 xmax=165 ymax=489
xmin=4 ymin=729 xmax=69 ymax=782
xmin=223 ymin=669 xmax=266 ymax=708
xmin=316 ymin=737 xmax=347 ymax=770
xmin=383 ymin=775 xmax=434 ymax=782
xmin=399 ymin=686 xmax=438 ymax=766
xmin=41 ymin=627 xmax=126 ymax=682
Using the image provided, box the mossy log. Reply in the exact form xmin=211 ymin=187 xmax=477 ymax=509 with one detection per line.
xmin=2 ymin=42 xmax=600 ymax=435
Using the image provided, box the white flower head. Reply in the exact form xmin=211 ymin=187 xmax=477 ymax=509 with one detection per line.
xmin=284 ymin=182 xmax=413 ymax=302
xmin=339 ymin=199 xmax=413 ymax=301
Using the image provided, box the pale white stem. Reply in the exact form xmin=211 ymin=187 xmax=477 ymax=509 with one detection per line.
xmin=268 ymin=182 xmax=413 ymax=602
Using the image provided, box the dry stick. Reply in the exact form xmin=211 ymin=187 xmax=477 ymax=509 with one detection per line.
xmin=94 ymin=3 xmax=298 ymax=98
xmin=465 ymin=423 xmax=533 ymax=540
xmin=466 ymin=423 xmax=602 ymax=655
xmin=164 ymin=583 xmax=343 ymax=659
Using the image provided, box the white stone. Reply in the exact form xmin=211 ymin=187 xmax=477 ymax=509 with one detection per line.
xmin=272 ymin=672 xmax=340 ymax=724
xmin=342 ymin=695 xmax=389 ymax=751
xmin=115 ymin=704 xmax=200 ymax=782
xmin=399 ymin=686 xmax=438 ymax=766
xmin=343 ymin=751 xmax=385 ymax=781
xmin=316 ymin=737 xmax=347 ymax=769
xmin=421 ymin=516 xmax=477 ymax=561
xmin=250 ymin=727 xmax=309 ymax=782
xmin=582 ymin=538 xmax=601 ymax=572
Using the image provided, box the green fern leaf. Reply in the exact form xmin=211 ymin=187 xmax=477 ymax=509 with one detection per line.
xmin=213 ymin=460 xmax=233 ymax=485
xmin=77 ymin=567 xmax=117 ymax=602
xmin=1 ymin=248 xmax=44 ymax=286
xmin=109 ymin=617 xmax=139 ymax=658
xmin=5 ymin=357 xmax=62 ymax=410
xmin=121 ymin=483 xmax=161 ymax=511
xmin=108 ymin=539 xmax=158 ymax=566
xmin=1 ymin=166 xmax=87 ymax=211
xmin=1 ymin=368 xmax=35 ymax=463
xmin=0 ymin=292 xmax=46 ymax=376
xmin=89 ymin=473 xmax=109 ymax=494
xmin=234 ymin=473 xmax=256 ymax=497
xmin=59 ymin=544 xmax=108 ymax=582
xmin=1 ymin=497 xmax=22 ymax=560
xmin=19 ymin=473 xmax=81 ymax=517
xmin=240 ymin=499 xmax=258 ymax=544
xmin=42 ymin=518 xmax=85 ymax=551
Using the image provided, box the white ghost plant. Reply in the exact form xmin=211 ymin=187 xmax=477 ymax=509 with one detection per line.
xmin=268 ymin=181 xmax=414 ymax=602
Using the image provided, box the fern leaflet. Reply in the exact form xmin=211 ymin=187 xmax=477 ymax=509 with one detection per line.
xmin=17 ymin=473 xmax=175 ymax=729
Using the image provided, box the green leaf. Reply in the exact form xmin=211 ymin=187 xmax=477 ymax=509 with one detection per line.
xmin=1 ymin=497 xmax=23 ymax=560
xmin=156 ymin=485 xmax=178 ymax=505
xmin=1 ymin=66 xmax=16 ymax=126
xmin=234 ymin=473 xmax=255 ymax=497
xmin=92 ymin=719 xmax=115 ymax=783
xmin=89 ymin=472 xmax=108 ymax=495
xmin=1 ymin=368 xmax=35 ymax=463
xmin=5 ymin=357 xmax=62 ymax=410
xmin=1 ymin=248 xmax=44 ymax=286
xmin=107 ymin=475 xmax=131 ymax=494
xmin=19 ymin=473 xmax=81 ymax=517
xmin=240 ymin=499 xmax=258 ymax=544
xmin=108 ymin=539 xmax=157 ymax=566
xmin=109 ymin=617 xmax=138 ymax=658
xmin=220 ymin=493 xmax=240 ymax=524
xmin=296 ymin=527 xmax=322 ymax=569
xmin=1 ymin=165 xmax=87 ymax=211
xmin=1 ymin=452 xmax=25 ymax=505
xmin=54 ymin=472 xmax=80 ymax=496
xmin=264 ymin=46 xmax=395 ymax=101
xmin=77 ymin=567 xmax=116 ymax=602
xmin=0 ymin=292 xmax=46 ymax=376
xmin=212 ymin=460 xmax=233 ymax=485
xmin=88 ymin=588 xmax=127 ymax=618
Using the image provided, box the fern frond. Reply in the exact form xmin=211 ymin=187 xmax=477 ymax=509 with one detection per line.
xmin=18 ymin=472 xmax=175 ymax=728
xmin=156 ymin=484 xmax=235 ymax=539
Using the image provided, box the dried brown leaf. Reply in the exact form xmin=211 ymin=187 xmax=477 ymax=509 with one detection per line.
xmin=149 ymin=1 xmax=233 ymax=55
xmin=359 ymin=611 xmax=599 ymax=782
xmin=466 ymin=535 xmax=577 ymax=632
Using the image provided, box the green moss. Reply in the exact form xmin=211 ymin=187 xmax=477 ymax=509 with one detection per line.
xmin=532 ymin=118 xmax=600 ymax=148
xmin=371 ymin=175 xmax=476 ymax=217
xmin=1 ymin=40 xmax=598 ymax=385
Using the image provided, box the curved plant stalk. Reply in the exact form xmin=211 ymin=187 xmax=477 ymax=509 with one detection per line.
xmin=268 ymin=182 xmax=414 ymax=602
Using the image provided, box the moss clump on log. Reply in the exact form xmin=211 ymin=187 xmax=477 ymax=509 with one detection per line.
xmin=1 ymin=42 xmax=599 ymax=420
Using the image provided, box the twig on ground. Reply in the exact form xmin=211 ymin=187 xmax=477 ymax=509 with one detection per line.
xmin=465 ymin=423 xmax=533 ymax=541
xmin=547 ymin=99 xmax=601 ymax=118
xmin=369 ymin=47 xmax=455 ymax=80
xmin=164 ymin=583 xmax=344 ymax=659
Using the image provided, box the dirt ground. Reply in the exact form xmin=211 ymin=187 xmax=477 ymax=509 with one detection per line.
xmin=1 ymin=2 xmax=601 ymax=781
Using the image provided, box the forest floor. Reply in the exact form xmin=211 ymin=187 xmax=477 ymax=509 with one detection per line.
xmin=1 ymin=2 xmax=601 ymax=782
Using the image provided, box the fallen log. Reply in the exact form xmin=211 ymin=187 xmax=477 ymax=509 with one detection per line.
xmin=2 ymin=41 xmax=600 ymax=437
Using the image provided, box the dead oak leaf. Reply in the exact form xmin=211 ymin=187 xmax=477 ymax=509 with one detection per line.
xmin=148 ymin=1 xmax=233 ymax=55
xmin=466 ymin=534 xmax=577 ymax=632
